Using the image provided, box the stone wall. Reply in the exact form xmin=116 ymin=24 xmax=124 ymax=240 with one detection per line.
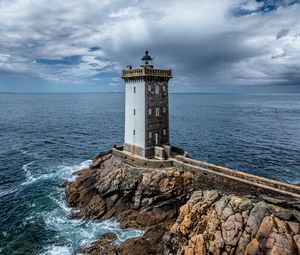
xmin=111 ymin=148 xmax=300 ymax=200
xmin=175 ymin=156 xmax=300 ymax=198
xmin=145 ymin=79 xmax=169 ymax=147
xmin=173 ymin=160 xmax=300 ymax=199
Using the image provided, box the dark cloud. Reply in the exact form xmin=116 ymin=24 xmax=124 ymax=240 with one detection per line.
xmin=276 ymin=29 xmax=290 ymax=39
xmin=36 ymin=55 xmax=82 ymax=66
xmin=0 ymin=0 xmax=300 ymax=91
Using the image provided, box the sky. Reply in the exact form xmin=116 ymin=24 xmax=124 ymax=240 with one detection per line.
xmin=0 ymin=0 xmax=300 ymax=93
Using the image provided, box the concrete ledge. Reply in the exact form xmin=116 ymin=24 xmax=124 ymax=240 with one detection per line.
xmin=171 ymin=146 xmax=188 ymax=157
xmin=112 ymin=148 xmax=174 ymax=168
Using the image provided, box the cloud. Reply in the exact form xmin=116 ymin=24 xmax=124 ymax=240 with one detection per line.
xmin=0 ymin=0 xmax=300 ymax=91
xmin=276 ymin=29 xmax=290 ymax=39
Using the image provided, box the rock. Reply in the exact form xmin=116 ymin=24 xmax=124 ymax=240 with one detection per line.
xmin=293 ymin=210 xmax=300 ymax=222
xmin=101 ymin=232 xmax=118 ymax=241
xmin=117 ymin=224 xmax=168 ymax=255
xmin=221 ymin=212 xmax=244 ymax=246
xmin=178 ymin=234 xmax=206 ymax=255
xmin=65 ymin=152 xmax=300 ymax=255
xmin=287 ymin=221 xmax=299 ymax=235
xmin=82 ymin=194 xmax=106 ymax=219
xmin=293 ymin=235 xmax=300 ymax=254
xmin=270 ymin=204 xmax=293 ymax=221
xmin=260 ymin=195 xmax=289 ymax=205
xmin=66 ymin=154 xmax=195 ymax=227
xmin=165 ymin=191 xmax=299 ymax=255
xmin=245 ymin=238 xmax=260 ymax=255
xmin=249 ymin=215 xmax=296 ymax=255
xmin=57 ymin=181 xmax=69 ymax=188
xmin=79 ymin=232 xmax=118 ymax=255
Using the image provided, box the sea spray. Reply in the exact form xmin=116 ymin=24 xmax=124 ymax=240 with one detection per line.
xmin=38 ymin=161 xmax=143 ymax=254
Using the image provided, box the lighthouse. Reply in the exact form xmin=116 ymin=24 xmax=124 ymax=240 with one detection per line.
xmin=121 ymin=51 xmax=172 ymax=158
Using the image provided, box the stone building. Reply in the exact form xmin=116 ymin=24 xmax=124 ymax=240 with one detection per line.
xmin=121 ymin=51 xmax=172 ymax=158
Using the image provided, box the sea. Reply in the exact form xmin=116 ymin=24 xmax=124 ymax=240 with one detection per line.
xmin=0 ymin=92 xmax=299 ymax=255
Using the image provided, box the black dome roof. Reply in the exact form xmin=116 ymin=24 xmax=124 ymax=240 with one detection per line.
xmin=141 ymin=50 xmax=152 ymax=61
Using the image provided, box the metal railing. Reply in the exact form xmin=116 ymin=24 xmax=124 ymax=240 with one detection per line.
xmin=122 ymin=68 xmax=172 ymax=78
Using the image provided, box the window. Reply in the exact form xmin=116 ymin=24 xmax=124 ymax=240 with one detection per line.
xmin=134 ymin=86 xmax=136 ymax=93
xmin=163 ymin=107 xmax=166 ymax=113
xmin=149 ymin=132 xmax=152 ymax=139
xmin=163 ymin=86 xmax=166 ymax=92
xmin=133 ymin=109 xmax=136 ymax=115
xmin=155 ymin=108 xmax=160 ymax=116
xmin=133 ymin=129 xmax=136 ymax=135
xmin=155 ymin=133 xmax=159 ymax=145
xmin=155 ymin=86 xmax=159 ymax=94
xmin=148 ymin=108 xmax=152 ymax=115
xmin=163 ymin=129 xmax=167 ymax=135
xmin=148 ymin=85 xmax=151 ymax=92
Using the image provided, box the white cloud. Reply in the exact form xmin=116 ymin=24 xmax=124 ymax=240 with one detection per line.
xmin=0 ymin=0 xmax=300 ymax=89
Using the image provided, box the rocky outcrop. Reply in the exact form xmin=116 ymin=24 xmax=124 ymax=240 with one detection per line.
xmin=65 ymin=152 xmax=300 ymax=254
xmin=66 ymin=153 xmax=194 ymax=228
xmin=163 ymin=191 xmax=300 ymax=255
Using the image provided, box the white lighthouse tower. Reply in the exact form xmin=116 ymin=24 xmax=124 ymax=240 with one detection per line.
xmin=121 ymin=51 xmax=172 ymax=158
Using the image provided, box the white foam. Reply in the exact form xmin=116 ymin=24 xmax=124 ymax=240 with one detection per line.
xmin=21 ymin=160 xmax=92 ymax=186
xmin=22 ymin=161 xmax=35 ymax=171
xmin=42 ymin=191 xmax=144 ymax=255
xmin=24 ymin=159 xmax=143 ymax=254
xmin=39 ymin=245 xmax=72 ymax=255
xmin=0 ymin=188 xmax=18 ymax=198
xmin=21 ymin=161 xmax=37 ymax=185
xmin=48 ymin=193 xmax=71 ymax=213
xmin=56 ymin=160 xmax=92 ymax=182
xmin=19 ymin=149 xmax=40 ymax=158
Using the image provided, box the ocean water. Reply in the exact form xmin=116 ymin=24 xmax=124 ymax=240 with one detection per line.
xmin=0 ymin=92 xmax=300 ymax=254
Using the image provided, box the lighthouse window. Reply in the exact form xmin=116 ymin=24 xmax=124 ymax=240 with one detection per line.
xmin=163 ymin=129 xmax=167 ymax=135
xmin=133 ymin=109 xmax=136 ymax=115
xmin=148 ymin=85 xmax=151 ymax=92
xmin=163 ymin=107 xmax=166 ymax=113
xmin=148 ymin=108 xmax=152 ymax=115
xmin=155 ymin=108 xmax=160 ymax=116
xmin=149 ymin=132 xmax=152 ymax=139
xmin=133 ymin=86 xmax=136 ymax=93
xmin=155 ymin=86 xmax=159 ymax=94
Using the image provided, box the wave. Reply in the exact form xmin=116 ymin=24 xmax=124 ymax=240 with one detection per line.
xmin=40 ymin=186 xmax=143 ymax=255
xmin=39 ymin=245 xmax=73 ymax=255
xmin=21 ymin=161 xmax=36 ymax=185
xmin=21 ymin=160 xmax=92 ymax=186
xmin=11 ymin=159 xmax=143 ymax=254
xmin=60 ymin=160 xmax=92 ymax=182
xmin=0 ymin=188 xmax=18 ymax=198
xmin=38 ymin=159 xmax=142 ymax=254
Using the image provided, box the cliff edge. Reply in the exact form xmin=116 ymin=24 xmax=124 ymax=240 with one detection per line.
xmin=65 ymin=152 xmax=300 ymax=255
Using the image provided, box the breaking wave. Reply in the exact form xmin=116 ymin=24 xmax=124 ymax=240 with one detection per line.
xmin=22 ymin=160 xmax=144 ymax=255
xmin=21 ymin=160 xmax=92 ymax=186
